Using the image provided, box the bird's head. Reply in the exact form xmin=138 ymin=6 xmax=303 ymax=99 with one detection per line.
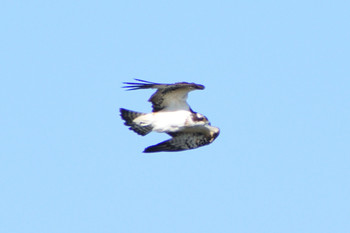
xmin=192 ymin=113 xmax=210 ymax=125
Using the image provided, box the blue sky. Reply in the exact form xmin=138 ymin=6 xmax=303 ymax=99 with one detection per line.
xmin=1 ymin=1 xmax=349 ymax=232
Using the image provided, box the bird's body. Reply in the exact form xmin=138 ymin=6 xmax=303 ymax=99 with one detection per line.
xmin=120 ymin=79 xmax=219 ymax=153
xmin=133 ymin=110 xmax=191 ymax=132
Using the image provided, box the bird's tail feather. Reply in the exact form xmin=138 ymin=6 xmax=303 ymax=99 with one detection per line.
xmin=120 ymin=108 xmax=153 ymax=136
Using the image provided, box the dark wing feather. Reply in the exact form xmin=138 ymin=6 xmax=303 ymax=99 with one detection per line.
xmin=143 ymin=133 xmax=208 ymax=153
xmin=122 ymin=79 xmax=165 ymax=91
xmin=123 ymin=79 xmax=205 ymax=112
xmin=143 ymin=126 xmax=219 ymax=153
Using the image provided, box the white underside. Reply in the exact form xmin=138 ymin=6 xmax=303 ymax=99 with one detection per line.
xmin=133 ymin=110 xmax=192 ymax=133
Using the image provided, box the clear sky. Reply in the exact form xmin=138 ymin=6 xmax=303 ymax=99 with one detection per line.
xmin=1 ymin=1 xmax=349 ymax=232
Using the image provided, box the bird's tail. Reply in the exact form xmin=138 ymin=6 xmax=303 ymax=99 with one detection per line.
xmin=120 ymin=108 xmax=153 ymax=136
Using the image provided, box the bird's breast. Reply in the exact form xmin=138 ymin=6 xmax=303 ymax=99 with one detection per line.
xmin=151 ymin=110 xmax=191 ymax=132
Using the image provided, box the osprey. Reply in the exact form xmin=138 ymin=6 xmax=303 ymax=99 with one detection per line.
xmin=120 ymin=79 xmax=220 ymax=153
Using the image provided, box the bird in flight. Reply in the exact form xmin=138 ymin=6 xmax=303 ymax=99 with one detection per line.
xmin=120 ymin=79 xmax=220 ymax=153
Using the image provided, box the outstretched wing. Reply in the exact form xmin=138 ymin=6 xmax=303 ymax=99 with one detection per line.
xmin=143 ymin=126 xmax=220 ymax=153
xmin=123 ymin=79 xmax=204 ymax=112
